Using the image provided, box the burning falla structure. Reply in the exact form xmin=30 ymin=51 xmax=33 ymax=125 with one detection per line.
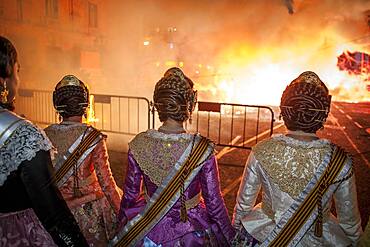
xmin=337 ymin=51 xmax=370 ymax=81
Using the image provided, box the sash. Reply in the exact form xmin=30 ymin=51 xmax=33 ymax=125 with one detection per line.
xmin=261 ymin=146 xmax=350 ymax=247
xmin=0 ymin=108 xmax=25 ymax=148
xmin=110 ymin=135 xmax=212 ymax=247
xmin=52 ymin=127 xmax=102 ymax=187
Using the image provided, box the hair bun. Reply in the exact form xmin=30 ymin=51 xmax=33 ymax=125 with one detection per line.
xmin=163 ymin=67 xmax=186 ymax=81
xmin=290 ymin=71 xmax=329 ymax=94
xmin=280 ymin=71 xmax=331 ymax=133
xmin=53 ymin=75 xmax=89 ymax=119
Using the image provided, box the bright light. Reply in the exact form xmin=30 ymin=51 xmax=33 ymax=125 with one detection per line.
xmin=209 ymin=38 xmax=370 ymax=105
xmin=143 ymin=40 xmax=150 ymax=46
xmin=165 ymin=61 xmax=176 ymax=66
xmin=179 ymin=61 xmax=184 ymax=67
xmin=85 ymin=95 xmax=99 ymax=123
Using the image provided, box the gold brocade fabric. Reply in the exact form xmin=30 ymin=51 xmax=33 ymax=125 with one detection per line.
xmin=44 ymin=122 xmax=122 ymax=246
xmin=129 ymin=130 xmax=193 ymax=186
xmin=253 ymin=136 xmax=332 ymax=199
xmin=45 ymin=123 xmax=88 ymax=166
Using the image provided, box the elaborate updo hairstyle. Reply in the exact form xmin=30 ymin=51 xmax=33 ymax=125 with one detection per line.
xmin=0 ymin=36 xmax=17 ymax=79
xmin=280 ymin=71 xmax=331 ymax=133
xmin=0 ymin=36 xmax=18 ymax=110
xmin=53 ymin=75 xmax=89 ymax=119
xmin=153 ymin=67 xmax=197 ymax=122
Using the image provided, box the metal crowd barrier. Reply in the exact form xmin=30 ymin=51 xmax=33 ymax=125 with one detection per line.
xmin=16 ymin=89 xmax=151 ymax=136
xmin=16 ymin=89 xmax=275 ymax=149
xmin=151 ymin=101 xmax=276 ymax=149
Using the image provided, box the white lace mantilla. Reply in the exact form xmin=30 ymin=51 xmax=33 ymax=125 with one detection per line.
xmin=0 ymin=121 xmax=53 ymax=186
xmin=253 ymin=134 xmax=332 ymax=198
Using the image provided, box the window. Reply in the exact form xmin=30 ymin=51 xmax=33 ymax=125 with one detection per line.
xmin=88 ymin=2 xmax=98 ymax=28
xmin=17 ymin=0 xmax=23 ymax=20
xmin=45 ymin=0 xmax=58 ymax=18
xmin=69 ymin=0 xmax=74 ymax=17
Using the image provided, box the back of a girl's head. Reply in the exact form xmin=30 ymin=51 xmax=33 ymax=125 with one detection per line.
xmin=280 ymin=71 xmax=331 ymax=133
xmin=53 ymin=75 xmax=89 ymax=119
xmin=153 ymin=67 xmax=196 ymax=122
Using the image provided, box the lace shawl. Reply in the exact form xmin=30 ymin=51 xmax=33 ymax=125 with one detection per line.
xmin=253 ymin=134 xmax=332 ymax=198
xmin=129 ymin=129 xmax=194 ymax=186
xmin=0 ymin=121 xmax=53 ymax=186
xmin=44 ymin=123 xmax=88 ymax=167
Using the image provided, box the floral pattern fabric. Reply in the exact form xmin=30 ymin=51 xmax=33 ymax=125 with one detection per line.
xmin=233 ymin=134 xmax=363 ymax=246
xmin=0 ymin=209 xmax=56 ymax=247
xmin=45 ymin=123 xmax=122 ymax=246
xmin=119 ymin=129 xmax=235 ymax=246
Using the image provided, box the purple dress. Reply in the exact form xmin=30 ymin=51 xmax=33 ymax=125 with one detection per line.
xmin=118 ymin=130 xmax=235 ymax=246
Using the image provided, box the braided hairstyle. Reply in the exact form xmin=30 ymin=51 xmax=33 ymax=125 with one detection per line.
xmin=280 ymin=71 xmax=331 ymax=133
xmin=0 ymin=36 xmax=17 ymax=79
xmin=53 ymin=75 xmax=89 ymax=119
xmin=154 ymin=67 xmax=197 ymax=122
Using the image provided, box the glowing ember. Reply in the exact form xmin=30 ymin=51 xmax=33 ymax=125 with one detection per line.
xmin=85 ymin=95 xmax=99 ymax=124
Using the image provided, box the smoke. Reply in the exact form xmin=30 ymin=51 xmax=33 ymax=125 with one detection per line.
xmin=1 ymin=0 xmax=369 ymax=102
xmin=105 ymin=0 xmax=369 ymax=102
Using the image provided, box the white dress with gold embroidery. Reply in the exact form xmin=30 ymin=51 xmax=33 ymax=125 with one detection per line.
xmin=233 ymin=134 xmax=362 ymax=246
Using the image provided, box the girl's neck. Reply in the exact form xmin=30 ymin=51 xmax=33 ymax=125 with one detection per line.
xmin=61 ymin=116 xmax=83 ymax=123
xmin=158 ymin=119 xmax=186 ymax=134
xmin=286 ymin=130 xmax=319 ymax=141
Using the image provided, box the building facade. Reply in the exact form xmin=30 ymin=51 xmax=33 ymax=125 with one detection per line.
xmin=0 ymin=0 xmax=107 ymax=90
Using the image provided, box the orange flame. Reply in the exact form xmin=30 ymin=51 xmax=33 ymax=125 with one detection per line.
xmin=199 ymin=38 xmax=370 ymax=105
xmin=85 ymin=95 xmax=99 ymax=124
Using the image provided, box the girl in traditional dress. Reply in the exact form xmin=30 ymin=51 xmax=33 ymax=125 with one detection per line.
xmin=45 ymin=75 xmax=122 ymax=246
xmin=0 ymin=36 xmax=88 ymax=246
xmin=115 ymin=67 xmax=235 ymax=246
xmin=232 ymin=71 xmax=362 ymax=246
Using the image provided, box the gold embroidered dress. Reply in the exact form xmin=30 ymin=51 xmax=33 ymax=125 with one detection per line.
xmin=233 ymin=134 xmax=362 ymax=246
xmin=45 ymin=122 xmax=122 ymax=246
xmin=119 ymin=129 xmax=235 ymax=246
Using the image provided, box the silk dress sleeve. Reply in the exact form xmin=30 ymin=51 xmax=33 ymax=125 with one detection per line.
xmin=200 ymin=154 xmax=236 ymax=242
xmin=93 ymin=138 xmax=122 ymax=214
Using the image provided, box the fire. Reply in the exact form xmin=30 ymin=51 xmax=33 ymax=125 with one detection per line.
xmin=198 ymin=40 xmax=370 ymax=105
xmin=337 ymin=51 xmax=370 ymax=80
xmin=85 ymin=95 xmax=99 ymax=124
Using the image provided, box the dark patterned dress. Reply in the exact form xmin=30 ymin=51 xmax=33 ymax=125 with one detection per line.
xmin=0 ymin=107 xmax=88 ymax=247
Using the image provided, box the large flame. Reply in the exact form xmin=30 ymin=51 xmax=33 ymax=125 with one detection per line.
xmin=85 ymin=95 xmax=99 ymax=124
xmin=196 ymin=37 xmax=370 ymax=105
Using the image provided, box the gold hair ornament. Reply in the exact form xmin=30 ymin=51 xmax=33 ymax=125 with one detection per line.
xmin=1 ymin=81 xmax=9 ymax=104
xmin=55 ymin=75 xmax=88 ymax=90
